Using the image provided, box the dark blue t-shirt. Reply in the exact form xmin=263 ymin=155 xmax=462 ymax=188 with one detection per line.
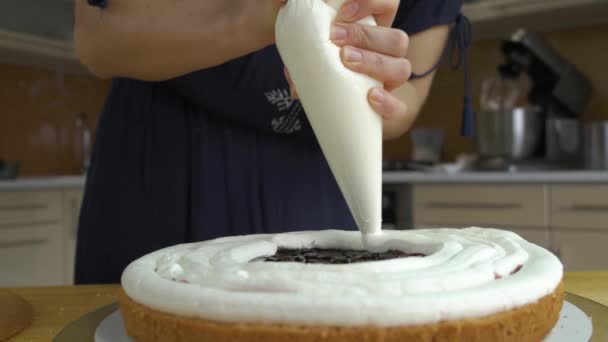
xmin=75 ymin=0 xmax=462 ymax=284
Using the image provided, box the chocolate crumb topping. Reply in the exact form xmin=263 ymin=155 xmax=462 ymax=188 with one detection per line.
xmin=254 ymin=248 xmax=425 ymax=264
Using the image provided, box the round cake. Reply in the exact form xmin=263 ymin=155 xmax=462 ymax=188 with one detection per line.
xmin=120 ymin=228 xmax=564 ymax=342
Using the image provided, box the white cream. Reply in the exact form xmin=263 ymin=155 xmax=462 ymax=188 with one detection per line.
xmin=275 ymin=0 xmax=383 ymax=235
xmin=121 ymin=228 xmax=564 ymax=327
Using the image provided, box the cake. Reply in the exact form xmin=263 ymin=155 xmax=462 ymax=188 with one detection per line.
xmin=119 ymin=228 xmax=564 ymax=342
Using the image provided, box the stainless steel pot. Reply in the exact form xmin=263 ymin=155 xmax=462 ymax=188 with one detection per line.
xmin=476 ymin=106 xmax=543 ymax=160
xmin=583 ymin=122 xmax=608 ymax=170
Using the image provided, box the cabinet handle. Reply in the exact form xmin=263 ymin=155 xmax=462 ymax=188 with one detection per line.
xmin=560 ymin=204 xmax=608 ymax=213
xmin=0 ymin=238 xmax=48 ymax=248
xmin=423 ymin=202 xmax=522 ymax=210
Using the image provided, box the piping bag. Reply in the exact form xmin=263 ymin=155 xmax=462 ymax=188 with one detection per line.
xmin=276 ymin=0 xmax=383 ymax=246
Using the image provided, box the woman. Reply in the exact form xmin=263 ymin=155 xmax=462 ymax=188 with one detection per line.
xmin=74 ymin=0 xmax=467 ymax=284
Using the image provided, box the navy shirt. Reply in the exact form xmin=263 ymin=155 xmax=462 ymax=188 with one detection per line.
xmin=75 ymin=0 xmax=462 ymax=284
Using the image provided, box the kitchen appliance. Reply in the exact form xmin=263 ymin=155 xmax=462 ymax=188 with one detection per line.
xmin=410 ymin=128 xmax=444 ymax=164
xmin=583 ymin=121 xmax=608 ymax=170
xmin=476 ymin=106 xmax=543 ymax=160
xmin=499 ymin=29 xmax=591 ymax=120
xmin=475 ymin=29 xmax=591 ymax=170
xmin=546 ymin=118 xmax=583 ymax=167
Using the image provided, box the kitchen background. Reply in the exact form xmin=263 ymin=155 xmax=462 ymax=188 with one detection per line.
xmin=1 ymin=0 xmax=608 ymax=287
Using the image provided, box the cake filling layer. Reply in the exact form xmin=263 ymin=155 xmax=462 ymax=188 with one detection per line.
xmin=257 ymin=248 xmax=426 ymax=264
xmin=121 ymin=228 xmax=563 ymax=327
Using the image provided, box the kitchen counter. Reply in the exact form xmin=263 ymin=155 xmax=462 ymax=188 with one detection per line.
xmin=383 ymin=170 xmax=608 ymax=184
xmin=1 ymin=171 xmax=607 ymax=191
xmin=4 ymin=272 xmax=608 ymax=341
xmin=0 ymin=176 xmax=86 ymax=191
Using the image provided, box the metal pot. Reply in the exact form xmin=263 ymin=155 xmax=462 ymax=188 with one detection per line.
xmin=583 ymin=122 xmax=608 ymax=170
xmin=476 ymin=106 xmax=543 ymax=160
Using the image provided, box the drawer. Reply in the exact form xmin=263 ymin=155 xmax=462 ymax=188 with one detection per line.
xmin=413 ymin=185 xmax=547 ymax=227
xmin=0 ymin=191 xmax=62 ymax=226
xmin=550 ymin=185 xmax=608 ymax=230
xmin=552 ymin=229 xmax=608 ymax=271
xmin=0 ymin=224 xmax=64 ymax=286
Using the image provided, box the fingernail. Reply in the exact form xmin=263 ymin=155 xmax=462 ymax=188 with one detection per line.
xmin=340 ymin=1 xmax=359 ymax=20
xmin=370 ymin=88 xmax=385 ymax=106
xmin=331 ymin=24 xmax=348 ymax=41
xmin=344 ymin=47 xmax=363 ymax=63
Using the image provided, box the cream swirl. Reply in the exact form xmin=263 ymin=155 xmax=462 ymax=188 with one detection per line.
xmin=121 ymin=228 xmax=563 ymax=327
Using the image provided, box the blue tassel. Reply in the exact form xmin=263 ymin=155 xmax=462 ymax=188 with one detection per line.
xmin=87 ymin=0 xmax=107 ymax=8
xmin=461 ymin=95 xmax=476 ymax=137
xmin=411 ymin=14 xmax=476 ymax=138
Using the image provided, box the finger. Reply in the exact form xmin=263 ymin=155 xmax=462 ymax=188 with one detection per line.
xmin=337 ymin=0 xmax=399 ymax=27
xmin=331 ymin=23 xmax=408 ymax=58
xmin=341 ymin=46 xmax=411 ymax=91
xmin=283 ymin=67 xmax=299 ymax=99
xmin=369 ymin=87 xmax=407 ymax=120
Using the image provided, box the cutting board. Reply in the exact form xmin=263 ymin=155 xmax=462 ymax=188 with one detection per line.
xmin=0 ymin=290 xmax=33 ymax=340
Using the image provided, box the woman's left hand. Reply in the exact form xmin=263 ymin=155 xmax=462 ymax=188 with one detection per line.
xmin=286 ymin=0 xmax=410 ymax=121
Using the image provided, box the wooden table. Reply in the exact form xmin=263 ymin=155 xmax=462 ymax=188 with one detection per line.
xmin=5 ymin=272 xmax=608 ymax=342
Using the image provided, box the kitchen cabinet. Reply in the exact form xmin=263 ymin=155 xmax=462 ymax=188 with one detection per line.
xmin=0 ymin=191 xmax=63 ymax=226
xmin=0 ymin=224 xmax=64 ymax=287
xmin=464 ymin=0 xmax=608 ymax=41
xmin=412 ymin=183 xmax=608 ymax=272
xmin=550 ymin=185 xmax=608 ymax=230
xmin=0 ymin=0 xmax=85 ymax=73
xmin=413 ymin=184 xmax=547 ymax=228
xmin=0 ymin=188 xmax=83 ymax=287
xmin=552 ymin=229 xmax=608 ymax=271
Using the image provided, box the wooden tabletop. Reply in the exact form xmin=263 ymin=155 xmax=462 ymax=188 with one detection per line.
xmin=5 ymin=272 xmax=608 ymax=342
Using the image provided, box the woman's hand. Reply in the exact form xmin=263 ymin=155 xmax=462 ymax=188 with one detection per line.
xmin=286 ymin=0 xmax=410 ymax=122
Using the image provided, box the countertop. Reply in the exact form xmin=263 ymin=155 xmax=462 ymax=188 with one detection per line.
xmin=383 ymin=170 xmax=608 ymax=184
xmin=2 ymin=170 xmax=608 ymax=192
xmin=4 ymin=272 xmax=608 ymax=341
xmin=0 ymin=176 xmax=86 ymax=191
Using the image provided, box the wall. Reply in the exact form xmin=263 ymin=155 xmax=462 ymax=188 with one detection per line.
xmin=0 ymin=64 xmax=110 ymax=176
xmin=384 ymin=24 xmax=608 ymax=161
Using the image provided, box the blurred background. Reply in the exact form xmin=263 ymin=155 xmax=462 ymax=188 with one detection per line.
xmin=1 ymin=0 xmax=608 ymax=287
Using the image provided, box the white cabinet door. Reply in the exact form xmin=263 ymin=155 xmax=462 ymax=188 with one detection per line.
xmin=414 ymin=185 xmax=547 ymax=228
xmin=0 ymin=0 xmax=84 ymax=73
xmin=63 ymin=190 xmax=83 ymax=285
xmin=0 ymin=224 xmax=64 ymax=287
xmin=552 ymin=229 xmax=608 ymax=272
xmin=0 ymin=191 xmax=62 ymax=226
xmin=550 ymin=185 xmax=608 ymax=230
